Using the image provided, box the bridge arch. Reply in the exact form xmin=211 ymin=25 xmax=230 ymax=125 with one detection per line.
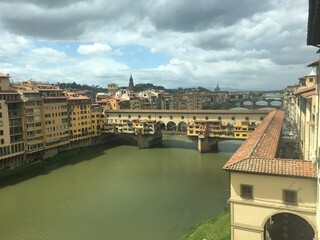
xmin=263 ymin=211 xmax=315 ymax=240
xmin=177 ymin=121 xmax=187 ymax=132
xmin=166 ymin=121 xmax=176 ymax=131
xmin=157 ymin=121 xmax=165 ymax=131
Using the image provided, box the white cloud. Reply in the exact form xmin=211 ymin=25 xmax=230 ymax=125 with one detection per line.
xmin=32 ymin=47 xmax=66 ymax=58
xmin=0 ymin=0 xmax=317 ymax=90
xmin=0 ymin=32 xmax=30 ymax=57
xmin=77 ymin=43 xmax=112 ymax=55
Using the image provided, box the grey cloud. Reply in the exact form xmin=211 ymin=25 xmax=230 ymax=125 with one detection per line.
xmin=0 ymin=0 xmax=272 ymax=40
xmin=149 ymin=0 xmax=272 ymax=32
xmin=194 ymin=31 xmax=233 ymax=50
xmin=0 ymin=0 xmax=150 ymax=40
xmin=272 ymin=46 xmax=316 ymax=66
xmin=0 ymin=0 xmax=92 ymax=8
xmin=3 ymin=16 xmax=85 ymax=40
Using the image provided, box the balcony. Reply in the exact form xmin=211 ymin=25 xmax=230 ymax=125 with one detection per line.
xmin=9 ymin=113 xmax=22 ymax=119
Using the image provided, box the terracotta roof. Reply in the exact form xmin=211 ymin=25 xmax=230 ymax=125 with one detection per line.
xmin=294 ymin=86 xmax=316 ymax=95
xmin=43 ymin=96 xmax=67 ymax=99
xmin=0 ymin=73 xmax=9 ymax=78
xmin=307 ymin=60 xmax=319 ymax=67
xmin=68 ymin=96 xmax=90 ymax=100
xmin=38 ymin=89 xmax=63 ymax=91
xmin=223 ymin=110 xmax=316 ymax=178
xmin=301 ymin=90 xmax=317 ymax=98
xmin=225 ymin=158 xmax=316 ymax=178
xmin=0 ymin=91 xmax=19 ymax=95
xmin=19 ymin=90 xmax=39 ymax=93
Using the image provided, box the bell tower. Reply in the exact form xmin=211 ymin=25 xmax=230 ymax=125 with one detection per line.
xmin=127 ymin=74 xmax=134 ymax=91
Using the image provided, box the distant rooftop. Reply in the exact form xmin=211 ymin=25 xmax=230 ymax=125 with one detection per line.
xmin=0 ymin=73 xmax=9 ymax=78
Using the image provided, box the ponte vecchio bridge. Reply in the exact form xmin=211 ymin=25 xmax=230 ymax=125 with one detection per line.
xmin=103 ymin=109 xmax=272 ymax=152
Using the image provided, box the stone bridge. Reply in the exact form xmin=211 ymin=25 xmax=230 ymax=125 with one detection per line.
xmin=103 ymin=109 xmax=272 ymax=152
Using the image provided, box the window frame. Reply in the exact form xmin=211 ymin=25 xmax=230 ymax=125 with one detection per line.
xmin=240 ymin=184 xmax=253 ymax=199
xmin=283 ymin=189 xmax=297 ymax=205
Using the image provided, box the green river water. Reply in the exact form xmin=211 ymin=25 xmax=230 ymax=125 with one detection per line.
xmin=0 ymin=135 xmax=241 ymax=240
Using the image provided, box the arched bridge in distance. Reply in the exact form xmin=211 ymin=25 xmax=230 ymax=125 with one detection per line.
xmin=103 ymin=109 xmax=273 ymax=153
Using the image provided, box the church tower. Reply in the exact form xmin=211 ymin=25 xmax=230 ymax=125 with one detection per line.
xmin=214 ymin=84 xmax=220 ymax=92
xmin=127 ymin=74 xmax=134 ymax=92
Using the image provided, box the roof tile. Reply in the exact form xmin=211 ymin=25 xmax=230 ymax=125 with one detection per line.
xmin=223 ymin=110 xmax=316 ymax=178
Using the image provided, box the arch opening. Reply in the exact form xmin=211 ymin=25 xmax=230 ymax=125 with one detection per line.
xmin=166 ymin=121 xmax=176 ymax=131
xmin=157 ymin=121 xmax=165 ymax=131
xmin=264 ymin=212 xmax=315 ymax=240
xmin=177 ymin=121 xmax=187 ymax=132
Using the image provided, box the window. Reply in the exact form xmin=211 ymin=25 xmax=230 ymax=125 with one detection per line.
xmin=218 ymin=116 xmax=221 ymax=120
xmin=181 ymin=116 xmax=184 ymax=120
xmin=148 ymin=115 xmax=151 ymax=119
xmin=170 ymin=116 xmax=173 ymax=120
xmin=118 ymin=114 xmax=121 ymax=118
xmin=138 ymin=115 xmax=141 ymax=118
xmin=158 ymin=115 xmax=162 ymax=119
xmin=283 ymin=190 xmax=297 ymax=205
xmin=193 ymin=116 xmax=196 ymax=120
xmin=231 ymin=117 xmax=235 ymax=120
xmin=240 ymin=184 xmax=253 ymax=199
xmin=205 ymin=116 xmax=209 ymax=120
xmin=245 ymin=117 xmax=249 ymax=121
xmin=128 ymin=115 xmax=131 ymax=119
xmin=260 ymin=117 xmax=264 ymax=121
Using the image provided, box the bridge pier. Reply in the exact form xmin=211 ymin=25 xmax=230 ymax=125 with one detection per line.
xmin=136 ymin=132 xmax=163 ymax=149
xmin=189 ymin=136 xmax=219 ymax=153
xmin=197 ymin=137 xmax=219 ymax=153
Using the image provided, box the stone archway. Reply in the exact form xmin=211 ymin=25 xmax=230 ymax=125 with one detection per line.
xmin=157 ymin=121 xmax=165 ymax=131
xmin=166 ymin=121 xmax=176 ymax=131
xmin=264 ymin=212 xmax=315 ymax=240
xmin=177 ymin=121 xmax=187 ymax=132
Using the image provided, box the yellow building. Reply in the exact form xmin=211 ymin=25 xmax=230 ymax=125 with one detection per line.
xmin=68 ymin=96 xmax=92 ymax=142
xmin=294 ymin=69 xmax=318 ymax=161
xmin=18 ymin=89 xmax=44 ymax=155
xmin=38 ymin=88 xmax=69 ymax=149
xmin=15 ymin=81 xmax=70 ymax=151
xmin=224 ymin=110 xmax=317 ymax=240
xmin=90 ymin=103 xmax=103 ymax=137
xmin=0 ymin=73 xmax=25 ymax=168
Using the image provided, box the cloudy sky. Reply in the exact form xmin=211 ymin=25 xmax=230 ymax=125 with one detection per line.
xmin=0 ymin=0 xmax=317 ymax=90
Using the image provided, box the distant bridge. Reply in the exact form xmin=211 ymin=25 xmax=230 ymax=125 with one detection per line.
xmin=239 ymin=98 xmax=283 ymax=108
xmin=103 ymin=109 xmax=272 ymax=152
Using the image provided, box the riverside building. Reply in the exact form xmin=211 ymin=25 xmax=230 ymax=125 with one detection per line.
xmin=223 ymin=2 xmax=320 ymax=239
xmin=0 ymin=77 xmax=105 ymax=168
xmin=0 ymin=73 xmax=25 ymax=168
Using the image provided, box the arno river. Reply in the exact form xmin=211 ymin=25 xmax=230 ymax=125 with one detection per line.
xmin=0 ymin=136 xmax=241 ymax=240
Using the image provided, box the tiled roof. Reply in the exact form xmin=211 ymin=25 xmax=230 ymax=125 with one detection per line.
xmin=68 ymin=96 xmax=90 ymax=100
xmin=301 ymin=90 xmax=317 ymax=98
xmin=0 ymin=73 xmax=9 ymax=78
xmin=307 ymin=60 xmax=319 ymax=67
xmin=223 ymin=110 xmax=316 ymax=178
xmin=225 ymin=158 xmax=316 ymax=178
xmin=294 ymin=86 xmax=316 ymax=95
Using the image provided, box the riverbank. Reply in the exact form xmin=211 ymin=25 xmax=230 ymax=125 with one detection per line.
xmin=181 ymin=207 xmax=230 ymax=240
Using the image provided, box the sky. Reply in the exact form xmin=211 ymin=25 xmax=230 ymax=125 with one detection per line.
xmin=0 ymin=0 xmax=318 ymax=90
